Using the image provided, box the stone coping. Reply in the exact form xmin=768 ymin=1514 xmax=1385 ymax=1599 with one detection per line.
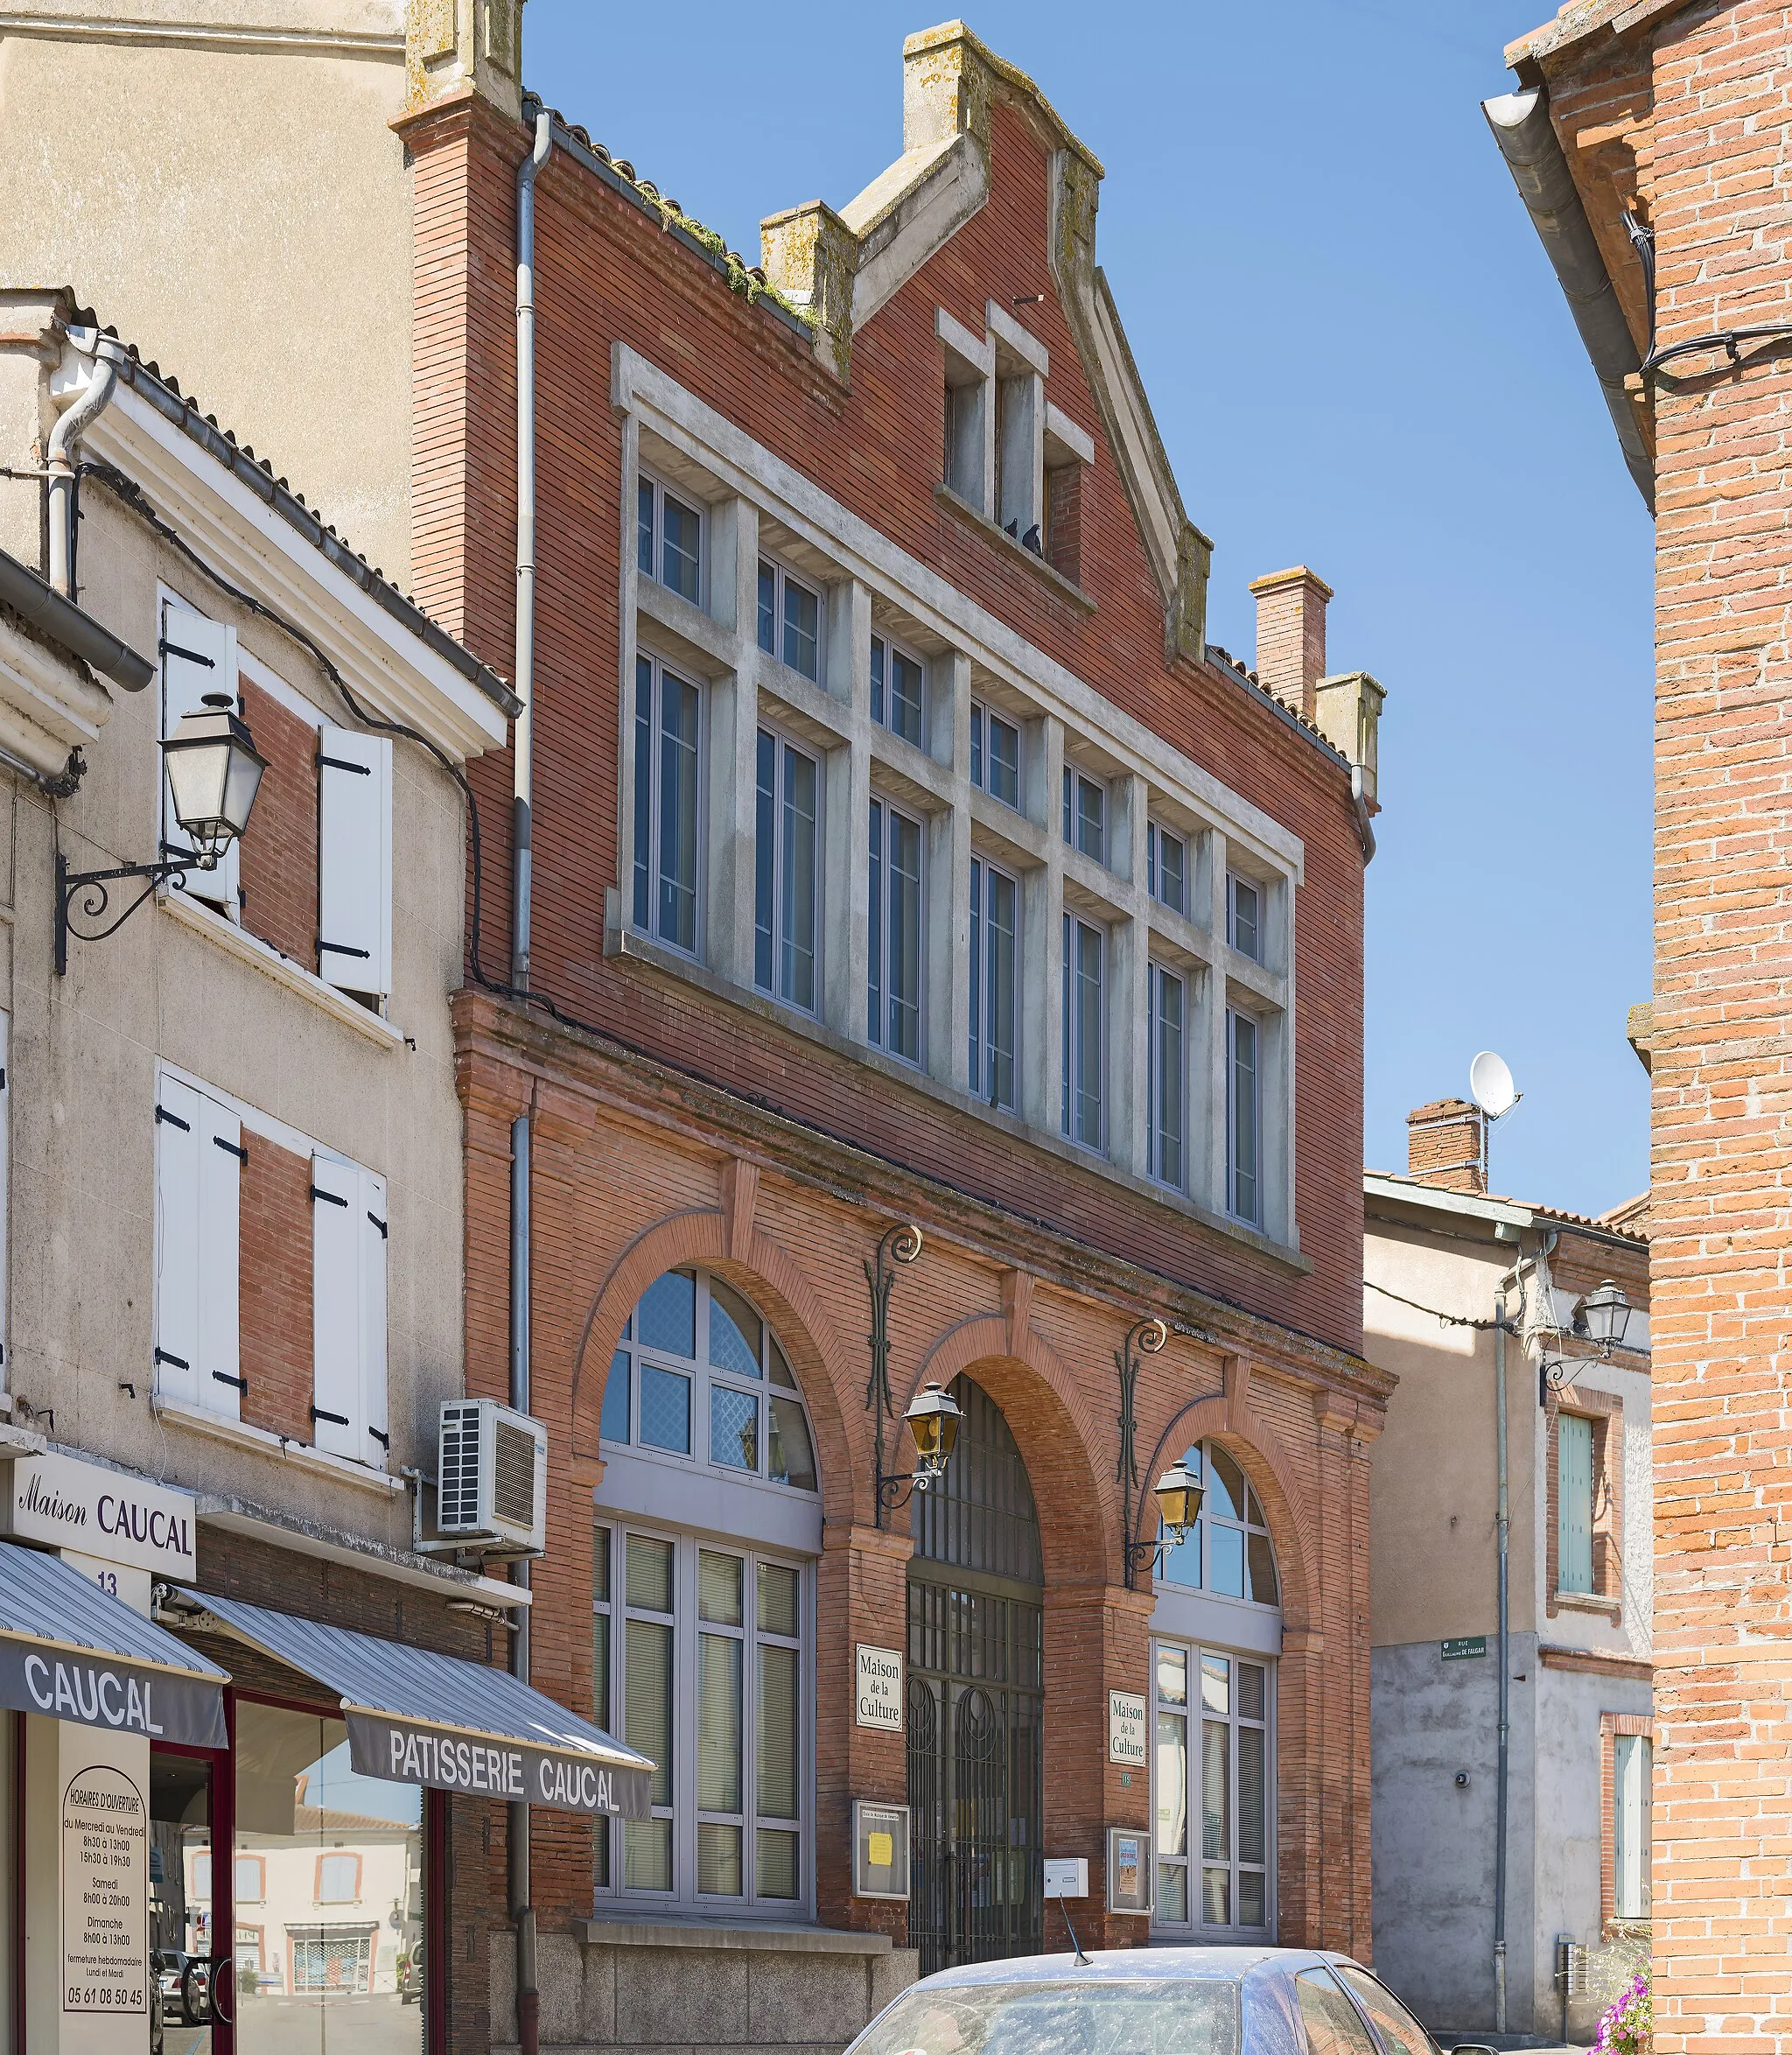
xmin=578 ymin=1918 xmax=894 ymax=1956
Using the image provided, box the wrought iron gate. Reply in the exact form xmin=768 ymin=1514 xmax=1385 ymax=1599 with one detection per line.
xmin=905 ymin=1378 xmax=1044 ymax=1975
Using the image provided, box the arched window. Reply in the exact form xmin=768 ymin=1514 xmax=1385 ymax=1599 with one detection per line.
xmin=1156 ymin=1441 xmax=1278 ymax=1607
xmin=593 ymin=1270 xmax=816 ymax=1918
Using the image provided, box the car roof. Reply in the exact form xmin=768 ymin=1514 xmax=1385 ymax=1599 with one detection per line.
xmin=911 ymin=1946 xmax=1354 ymax=1989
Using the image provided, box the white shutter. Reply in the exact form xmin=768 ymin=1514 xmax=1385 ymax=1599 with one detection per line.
xmin=0 ymin=1013 xmax=10 ymax=1374
xmin=360 ymin=1170 xmax=388 ymax=1469
xmin=160 ymin=600 xmax=240 ymax=913
xmin=196 ymin=1096 xmax=243 ymax=1421
xmin=318 ymin=726 xmax=393 ymax=998
xmin=154 ymin=1079 xmax=202 ymax=1406
xmin=311 ymin=1154 xmax=362 ymax=1458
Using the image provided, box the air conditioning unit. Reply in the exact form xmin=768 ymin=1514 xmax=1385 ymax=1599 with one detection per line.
xmin=437 ymin=1399 xmax=547 ymax=1556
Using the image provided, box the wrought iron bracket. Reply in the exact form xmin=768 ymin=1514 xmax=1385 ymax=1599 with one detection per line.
xmin=865 ymin=1221 xmax=923 ymax=1529
xmin=1116 ymin=1315 xmax=1168 ymax=1590
xmin=55 ymin=847 xmax=198 ymax=975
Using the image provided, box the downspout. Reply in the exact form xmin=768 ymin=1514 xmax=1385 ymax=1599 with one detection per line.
xmin=1491 ymin=1245 xmax=1527 ymax=2036
xmin=1350 ymin=764 xmax=1376 ymax=863
xmin=509 ymin=101 xmax=552 ymax=2055
xmin=46 ymin=332 xmax=124 ymax=598
xmin=1482 ymin=86 xmax=1654 ymax=510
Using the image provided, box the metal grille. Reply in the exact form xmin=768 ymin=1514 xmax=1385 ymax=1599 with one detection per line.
xmin=438 ymin=1400 xmax=482 ymax=1530
xmin=492 ymin=1419 xmax=537 ymax=1528
xmin=906 ymin=1377 xmax=1043 ymax=1976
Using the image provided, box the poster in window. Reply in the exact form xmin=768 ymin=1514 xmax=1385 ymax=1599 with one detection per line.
xmin=62 ymin=1762 xmax=148 ymax=2016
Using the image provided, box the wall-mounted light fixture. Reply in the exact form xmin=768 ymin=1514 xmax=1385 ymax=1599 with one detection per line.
xmin=875 ymin=1380 xmax=963 ymax=1512
xmin=56 ymin=691 xmax=265 ymax=972
xmin=1124 ymin=1459 xmax=1206 ymax=1580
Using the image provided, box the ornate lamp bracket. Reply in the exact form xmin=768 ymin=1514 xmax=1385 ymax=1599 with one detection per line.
xmin=865 ymin=1222 xmax=924 ymax=1527
xmin=1116 ymin=1316 xmax=1168 ymax=1588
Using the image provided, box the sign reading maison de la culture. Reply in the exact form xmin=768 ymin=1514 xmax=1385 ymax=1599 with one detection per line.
xmin=1108 ymin=1690 xmax=1147 ymax=1765
xmin=856 ymin=1645 xmax=905 ymax=1732
xmin=2 ymin=1452 xmax=196 ymax=1579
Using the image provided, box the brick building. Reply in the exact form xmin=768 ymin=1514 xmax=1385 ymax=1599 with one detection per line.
xmin=1485 ymin=4 xmax=1792 ymax=2049
xmin=396 ymin=17 xmax=1391 ymax=2048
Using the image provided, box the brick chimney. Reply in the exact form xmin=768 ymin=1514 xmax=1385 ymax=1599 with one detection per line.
xmin=1250 ymin=566 xmax=1333 ymax=720
xmin=1406 ymin=1098 xmax=1487 ymax=1195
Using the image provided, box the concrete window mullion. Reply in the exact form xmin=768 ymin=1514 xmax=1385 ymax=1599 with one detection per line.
xmin=1201 ymin=835 xmax=1229 ymax=1211
xmin=819 ymin=582 xmax=872 ymax=1042
xmin=700 ymin=497 xmax=760 ymax=987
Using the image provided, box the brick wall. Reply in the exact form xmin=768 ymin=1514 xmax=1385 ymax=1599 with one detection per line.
xmin=239 ymin=1133 xmax=314 ymax=1442
xmin=237 ymin=677 xmax=318 ymax=966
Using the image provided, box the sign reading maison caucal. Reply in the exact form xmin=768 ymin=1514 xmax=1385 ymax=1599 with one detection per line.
xmin=346 ymin=1711 xmax=652 ymax=1818
xmin=3 ymin=1452 xmax=197 ymax=1579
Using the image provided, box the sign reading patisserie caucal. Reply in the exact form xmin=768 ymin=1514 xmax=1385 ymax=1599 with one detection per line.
xmin=346 ymin=1710 xmax=652 ymax=1817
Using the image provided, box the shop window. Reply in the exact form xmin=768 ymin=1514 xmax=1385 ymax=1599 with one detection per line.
xmin=970 ymin=856 xmax=1019 ymax=1112
xmin=598 ymin=1270 xmax=817 ymax=1496
xmin=970 ymin=702 xmax=1020 ymax=810
xmin=757 ymin=558 xmax=822 ymax=684
xmin=869 ymin=797 xmax=924 ymax=1065
xmin=872 ymin=634 xmax=926 ymax=748
xmin=1152 ymin=1640 xmax=1273 ymax=1935
xmin=632 ymin=654 xmax=704 ymax=957
xmin=594 ymin=1522 xmax=810 ymax=1913
xmin=754 ymin=728 xmax=821 ymax=1014
xmin=637 ymin=470 xmax=704 ymax=605
xmin=1156 ymin=1442 xmax=1279 ymax=1607
xmin=1061 ymin=914 xmax=1104 ymax=1150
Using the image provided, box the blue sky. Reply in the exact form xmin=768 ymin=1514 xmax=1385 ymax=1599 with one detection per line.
xmin=526 ymin=0 xmax=1655 ymax=1218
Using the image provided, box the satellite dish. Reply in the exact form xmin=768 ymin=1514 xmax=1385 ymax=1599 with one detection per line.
xmin=1469 ymin=1050 xmax=1518 ymax=1120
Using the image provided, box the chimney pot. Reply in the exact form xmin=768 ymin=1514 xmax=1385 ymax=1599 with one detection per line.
xmin=1250 ymin=565 xmax=1333 ymax=720
xmin=1406 ymin=1098 xmax=1487 ymax=1195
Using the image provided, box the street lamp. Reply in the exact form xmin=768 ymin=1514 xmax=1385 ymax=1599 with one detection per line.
xmin=875 ymin=1381 xmax=962 ymax=1511
xmin=1124 ymin=1457 xmax=1207 ymax=1578
xmin=56 ymin=691 xmax=266 ymax=973
xmin=1579 ymin=1281 xmax=1634 ymax=1356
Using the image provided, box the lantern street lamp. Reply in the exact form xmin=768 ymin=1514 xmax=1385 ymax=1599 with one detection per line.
xmin=1579 ymin=1281 xmax=1634 ymax=1356
xmin=56 ymin=691 xmax=266 ymax=973
xmin=1124 ymin=1458 xmax=1208 ymax=1578
xmin=874 ymin=1380 xmax=962 ymax=1511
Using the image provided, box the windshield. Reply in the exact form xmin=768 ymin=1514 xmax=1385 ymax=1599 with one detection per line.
xmin=852 ymin=1978 xmax=1241 ymax=2055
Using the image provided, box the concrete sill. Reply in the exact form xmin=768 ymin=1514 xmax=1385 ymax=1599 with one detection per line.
xmin=1553 ymin=1589 xmax=1622 ymax=1617
xmin=153 ymin=1397 xmax=407 ymax=1497
xmin=578 ymin=1918 xmax=892 ymax=1955
xmin=934 ymin=485 xmax=1096 ymax=613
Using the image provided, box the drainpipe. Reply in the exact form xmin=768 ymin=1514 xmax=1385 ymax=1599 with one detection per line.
xmin=510 ymin=101 xmax=552 ymax=2055
xmin=46 ymin=332 xmax=123 ymax=598
xmin=1491 ymin=1245 xmax=1527 ymax=2036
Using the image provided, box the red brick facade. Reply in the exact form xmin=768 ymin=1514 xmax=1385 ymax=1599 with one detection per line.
xmin=401 ymin=25 xmax=1384 ymax=1992
xmin=236 ymin=677 xmax=319 ymax=967
xmin=238 ymin=1132 xmax=315 ymax=1444
xmin=1506 ymin=3 xmax=1792 ymax=2044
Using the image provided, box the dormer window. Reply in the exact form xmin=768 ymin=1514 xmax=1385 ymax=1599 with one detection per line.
xmin=871 ymin=634 xmax=925 ymax=747
xmin=638 ymin=472 xmax=703 ymax=605
xmin=758 ymin=558 xmax=822 ymax=684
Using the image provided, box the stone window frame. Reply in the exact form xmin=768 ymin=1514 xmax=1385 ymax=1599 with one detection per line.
xmin=1546 ymin=1379 xmax=1625 ymax=1624
xmin=1600 ymin=1710 xmax=1654 ymax=1932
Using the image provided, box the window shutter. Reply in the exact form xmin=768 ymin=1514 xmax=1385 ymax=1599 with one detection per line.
xmin=1558 ymin=1414 xmax=1594 ymax=1593
xmin=318 ymin=726 xmax=393 ymax=998
xmin=360 ymin=1169 xmax=388 ymax=1468
xmin=154 ymin=1079 xmax=202 ymax=1407
xmin=160 ymin=601 xmax=239 ymax=913
xmin=196 ymin=1096 xmax=243 ymax=1420
xmin=311 ymin=1154 xmax=361 ymax=1458
xmin=0 ymin=1013 xmax=10 ymax=1370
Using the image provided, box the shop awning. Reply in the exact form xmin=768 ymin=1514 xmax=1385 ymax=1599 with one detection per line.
xmin=178 ymin=1589 xmax=652 ymax=1817
xmin=0 ymin=1543 xmax=227 ymax=1746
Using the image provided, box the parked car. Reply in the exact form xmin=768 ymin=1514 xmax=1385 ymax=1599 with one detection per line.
xmin=844 ymin=1948 xmax=1494 ymax=2055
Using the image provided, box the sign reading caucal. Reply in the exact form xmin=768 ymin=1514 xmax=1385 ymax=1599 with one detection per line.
xmin=4 ymin=1453 xmax=197 ymax=1578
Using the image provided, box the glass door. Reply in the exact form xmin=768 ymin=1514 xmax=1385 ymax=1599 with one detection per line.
xmin=150 ymin=1745 xmax=224 ymax=2055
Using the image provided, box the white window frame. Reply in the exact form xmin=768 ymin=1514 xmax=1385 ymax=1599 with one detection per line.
xmin=1148 ymin=821 xmax=1190 ymax=918
xmin=871 ymin=631 xmax=927 ymax=750
xmin=1148 ymin=960 xmax=1188 ymax=1193
xmin=1150 ymin=1638 xmax=1275 ymax=1939
xmin=632 ymin=652 xmax=705 ymax=960
xmin=1227 ymin=1006 xmax=1263 ymax=1226
xmin=868 ymin=794 xmax=926 ymax=1069
xmin=637 ymin=469 xmax=705 ymax=607
xmin=753 ymin=725 xmax=822 ymax=1017
xmin=1061 ymin=761 xmax=1107 ymax=865
xmin=970 ymin=701 xmax=1021 ymax=810
xmin=1060 ymin=911 xmax=1106 ymax=1152
xmin=595 ymin=1521 xmax=815 ymax=1919
xmin=756 ymin=556 xmax=823 ymax=685
xmin=1227 ymin=872 xmax=1264 ymax=964
xmin=970 ymin=853 xmax=1020 ymax=1113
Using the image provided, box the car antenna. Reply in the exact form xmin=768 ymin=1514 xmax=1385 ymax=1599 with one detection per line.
xmin=1059 ymin=1897 xmax=1091 ymax=1968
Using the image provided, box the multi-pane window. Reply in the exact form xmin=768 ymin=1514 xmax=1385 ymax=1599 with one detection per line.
xmin=1149 ymin=823 xmax=1188 ymax=916
xmin=1227 ymin=873 xmax=1262 ymax=962
xmin=871 ymin=635 xmax=925 ymax=748
xmin=971 ymin=702 xmax=1020 ymax=809
xmin=1613 ymin=1733 xmax=1652 ymax=1919
xmin=1061 ymin=765 xmax=1106 ymax=862
xmin=637 ymin=473 xmax=703 ymax=604
xmin=757 ymin=558 xmax=822 ymax=683
xmin=1558 ymin=1414 xmax=1595 ymax=1595
xmin=970 ymin=857 xmax=1018 ymax=1112
xmin=1157 ymin=1441 xmax=1279 ymax=1607
xmin=598 ymin=1268 xmax=818 ymax=1495
xmin=633 ymin=654 xmax=702 ymax=956
xmin=1149 ymin=963 xmax=1187 ymax=1190
xmin=754 ymin=730 xmax=819 ymax=1013
xmin=869 ymin=797 xmax=923 ymax=1064
xmin=1152 ymin=1641 xmax=1271 ymax=1932
xmin=595 ymin=1524 xmax=808 ymax=1911
xmin=1227 ymin=1008 xmax=1260 ymax=1224
xmin=1060 ymin=914 xmax=1104 ymax=1149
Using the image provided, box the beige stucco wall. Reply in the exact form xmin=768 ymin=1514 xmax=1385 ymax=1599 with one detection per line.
xmin=0 ymin=354 xmax=472 ymax=1557
xmin=0 ymin=2 xmax=416 ymax=586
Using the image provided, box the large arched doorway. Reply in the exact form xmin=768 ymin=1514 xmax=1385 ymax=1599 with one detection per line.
xmin=905 ymin=1374 xmax=1044 ymax=1974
